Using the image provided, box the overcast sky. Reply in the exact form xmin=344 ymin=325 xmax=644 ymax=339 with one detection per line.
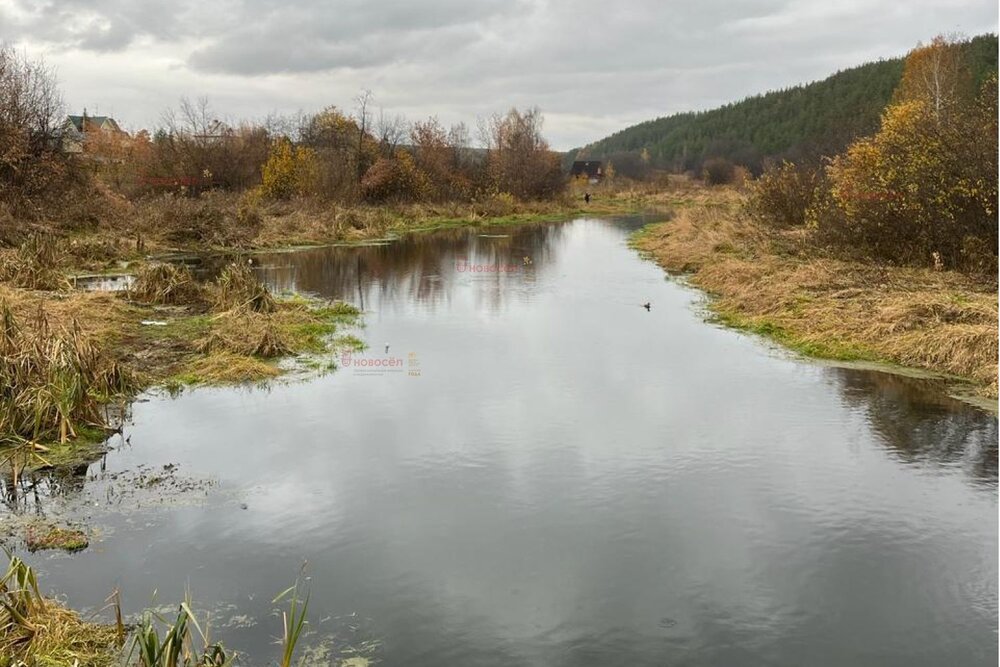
xmin=0 ymin=0 xmax=996 ymax=150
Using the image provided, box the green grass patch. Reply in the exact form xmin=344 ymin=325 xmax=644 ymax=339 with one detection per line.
xmin=713 ymin=310 xmax=882 ymax=363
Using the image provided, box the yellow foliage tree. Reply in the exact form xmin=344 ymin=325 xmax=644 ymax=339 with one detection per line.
xmin=259 ymin=139 xmax=321 ymax=199
xmin=817 ymin=36 xmax=997 ymax=270
xmin=894 ymin=35 xmax=969 ymax=123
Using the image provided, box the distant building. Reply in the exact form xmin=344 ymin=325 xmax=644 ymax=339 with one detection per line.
xmin=570 ymin=160 xmax=603 ymax=183
xmin=60 ymin=111 xmax=127 ymax=153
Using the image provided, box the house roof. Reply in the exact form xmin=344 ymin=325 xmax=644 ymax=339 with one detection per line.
xmin=570 ymin=160 xmax=603 ymax=176
xmin=66 ymin=115 xmax=121 ymax=132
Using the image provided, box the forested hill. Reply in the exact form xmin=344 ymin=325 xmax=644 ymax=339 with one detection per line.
xmin=566 ymin=33 xmax=998 ymax=175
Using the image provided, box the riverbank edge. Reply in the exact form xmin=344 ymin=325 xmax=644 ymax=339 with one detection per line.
xmin=1 ymin=193 xmax=666 ymax=455
xmin=629 ymin=196 xmax=998 ymax=406
xmin=0 ymin=193 xmax=669 ymax=662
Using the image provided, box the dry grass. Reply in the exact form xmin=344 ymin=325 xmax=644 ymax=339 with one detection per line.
xmin=0 ymin=299 xmax=135 ymax=446
xmin=175 ymin=351 xmax=281 ymax=384
xmin=1 ymin=184 xmax=655 ymax=261
xmin=0 ymin=235 xmax=68 ymax=291
xmin=634 ymin=188 xmax=998 ymax=397
xmin=0 ymin=555 xmax=120 ymax=667
xmin=196 ymin=312 xmax=291 ymax=358
xmin=251 ymin=196 xmax=577 ymax=247
xmin=213 ymin=261 xmax=276 ymax=313
xmin=129 ymin=263 xmax=207 ymax=307
xmin=0 ymin=258 xmax=360 ymax=448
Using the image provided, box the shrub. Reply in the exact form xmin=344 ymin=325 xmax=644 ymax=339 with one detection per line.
xmin=821 ymin=95 xmax=996 ymax=269
xmin=361 ymin=150 xmax=431 ymax=203
xmin=702 ymin=157 xmax=736 ymax=185
xmin=474 ymin=192 xmax=516 ymax=218
xmin=745 ymin=161 xmax=821 ymax=228
xmin=259 ymin=139 xmax=321 ymax=200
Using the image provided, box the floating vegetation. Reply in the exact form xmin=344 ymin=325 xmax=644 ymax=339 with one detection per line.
xmin=174 ymin=352 xmax=281 ymax=385
xmin=196 ymin=313 xmax=292 ymax=358
xmin=25 ymin=525 xmax=88 ymax=552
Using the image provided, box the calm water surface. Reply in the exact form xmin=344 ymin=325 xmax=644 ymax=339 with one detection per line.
xmin=11 ymin=217 xmax=999 ymax=666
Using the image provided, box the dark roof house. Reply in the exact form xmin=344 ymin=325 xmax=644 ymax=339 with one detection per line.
xmin=570 ymin=160 xmax=603 ymax=180
xmin=65 ymin=114 xmax=122 ymax=134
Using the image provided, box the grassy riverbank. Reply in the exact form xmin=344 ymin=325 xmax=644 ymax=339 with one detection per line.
xmin=12 ymin=189 xmax=662 ymax=275
xmin=0 ymin=259 xmax=362 ymax=484
xmin=633 ymin=185 xmax=998 ymax=399
xmin=0 ymin=185 xmax=665 ymax=458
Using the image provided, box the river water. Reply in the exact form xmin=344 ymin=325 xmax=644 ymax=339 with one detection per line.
xmin=11 ymin=216 xmax=999 ymax=666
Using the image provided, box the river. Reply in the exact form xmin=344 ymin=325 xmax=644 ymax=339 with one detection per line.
xmin=11 ymin=216 xmax=999 ymax=666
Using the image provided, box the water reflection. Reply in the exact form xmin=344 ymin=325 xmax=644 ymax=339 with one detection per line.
xmin=3 ymin=216 xmax=996 ymax=667
xmin=247 ymin=224 xmax=568 ymax=314
xmin=0 ymin=458 xmax=98 ymax=510
xmin=827 ymin=368 xmax=998 ymax=484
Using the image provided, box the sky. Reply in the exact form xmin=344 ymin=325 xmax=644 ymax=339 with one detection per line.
xmin=0 ymin=0 xmax=996 ymax=150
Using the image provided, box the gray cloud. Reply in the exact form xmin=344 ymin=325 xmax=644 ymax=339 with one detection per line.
xmin=0 ymin=0 xmax=996 ymax=148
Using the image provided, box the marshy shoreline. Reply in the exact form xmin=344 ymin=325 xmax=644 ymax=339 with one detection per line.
xmin=0 ymin=186 xmax=666 ymax=474
xmin=631 ymin=187 xmax=998 ymax=404
xmin=0 ymin=183 xmax=996 ymax=666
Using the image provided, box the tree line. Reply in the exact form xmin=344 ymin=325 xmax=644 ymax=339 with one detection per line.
xmin=0 ymin=46 xmax=565 ymax=239
xmin=567 ymin=33 xmax=997 ymax=178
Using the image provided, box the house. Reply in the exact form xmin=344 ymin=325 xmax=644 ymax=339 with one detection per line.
xmin=570 ymin=160 xmax=603 ymax=183
xmin=60 ymin=111 xmax=126 ymax=153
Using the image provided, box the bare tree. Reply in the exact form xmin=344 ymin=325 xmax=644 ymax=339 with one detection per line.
xmin=481 ymin=107 xmax=564 ymax=199
xmin=375 ymin=107 xmax=408 ymax=157
xmin=0 ymin=44 xmax=62 ymax=136
xmin=354 ymin=89 xmax=374 ymax=183
xmin=0 ymin=43 xmax=67 ymax=215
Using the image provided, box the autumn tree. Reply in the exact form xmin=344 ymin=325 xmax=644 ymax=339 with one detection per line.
xmin=148 ymin=98 xmax=271 ymax=193
xmin=259 ymin=138 xmax=321 ymax=199
xmin=410 ymin=117 xmax=472 ymax=200
xmin=83 ymin=121 xmax=135 ymax=190
xmin=374 ymin=109 xmax=408 ymax=158
xmin=299 ymin=106 xmax=377 ymax=201
xmin=818 ymin=35 xmax=997 ymax=270
xmin=893 ymin=35 xmax=971 ymax=123
xmin=481 ymin=107 xmax=564 ymax=199
xmin=361 ymin=149 xmax=430 ymax=203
